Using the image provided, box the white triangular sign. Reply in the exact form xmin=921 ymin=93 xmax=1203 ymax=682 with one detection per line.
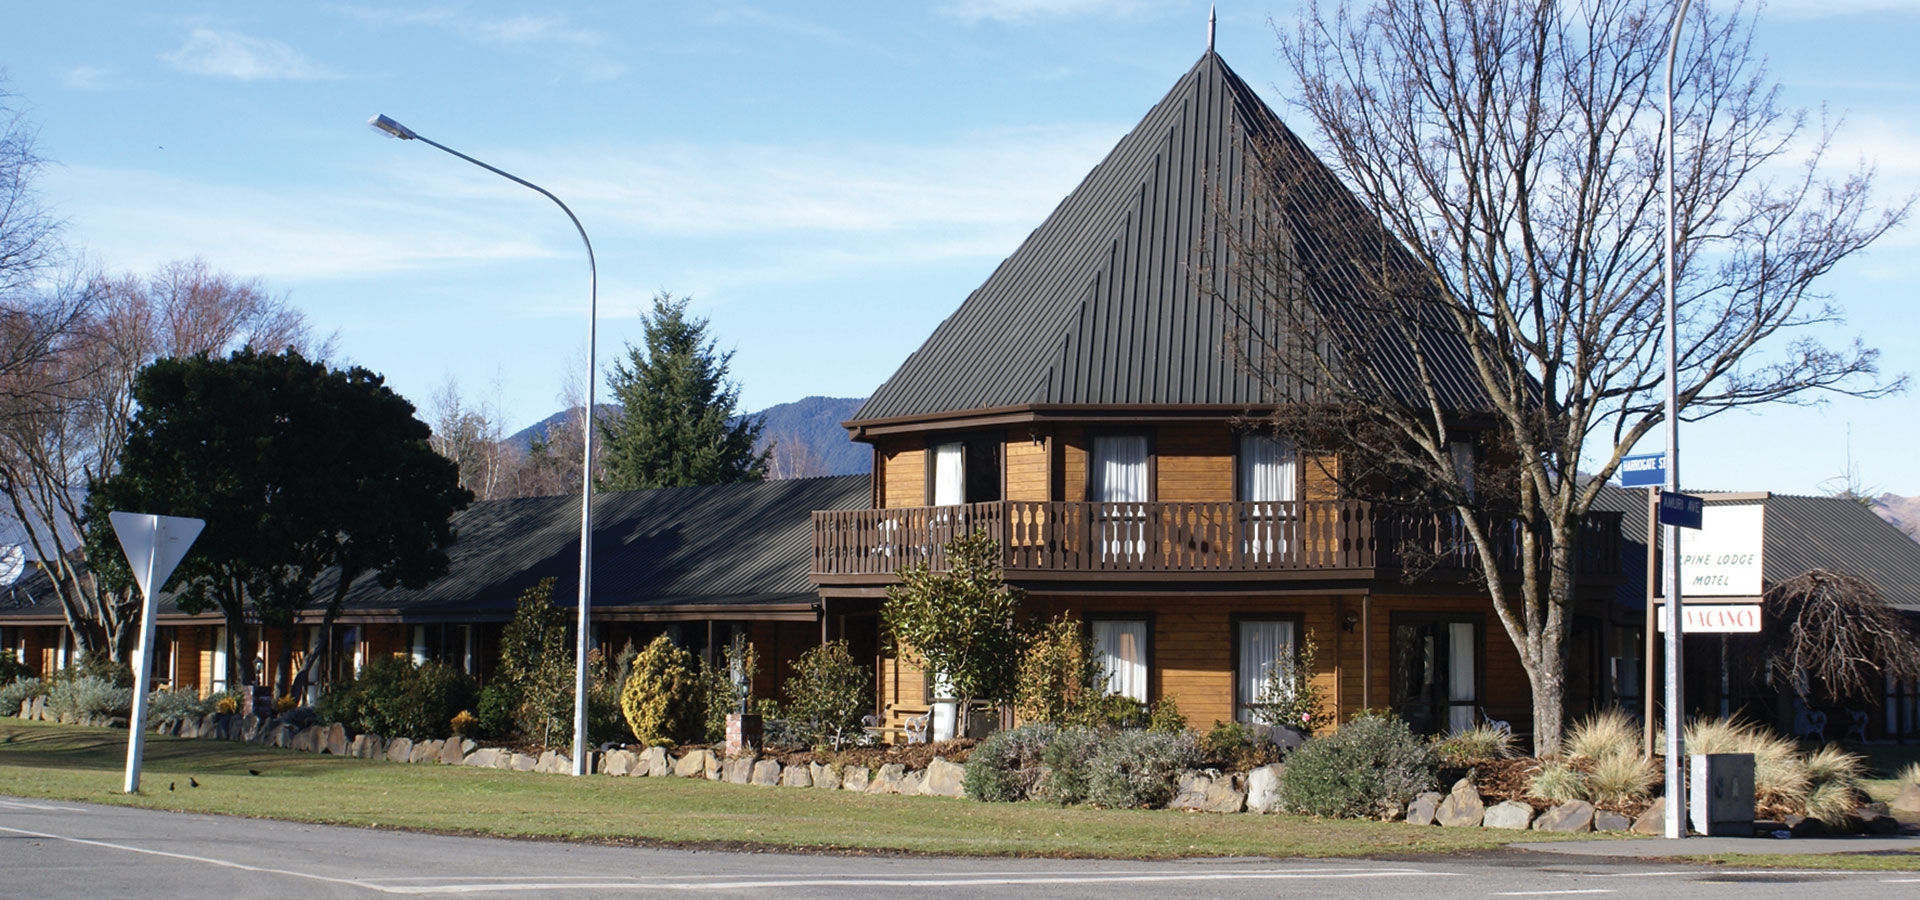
xmin=109 ymin=511 xmax=205 ymax=600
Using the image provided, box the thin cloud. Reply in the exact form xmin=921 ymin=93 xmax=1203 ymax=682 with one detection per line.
xmin=939 ymin=0 xmax=1150 ymax=24
xmin=706 ymin=7 xmax=853 ymax=45
xmin=61 ymin=65 xmax=117 ymax=91
xmin=161 ymin=29 xmax=338 ymax=81
xmin=1763 ymin=0 xmax=1920 ymax=18
xmin=333 ymin=6 xmax=603 ymax=46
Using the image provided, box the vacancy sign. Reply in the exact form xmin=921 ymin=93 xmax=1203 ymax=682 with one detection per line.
xmin=1657 ymin=603 xmax=1762 ymax=634
xmin=111 ymin=511 xmax=205 ymax=795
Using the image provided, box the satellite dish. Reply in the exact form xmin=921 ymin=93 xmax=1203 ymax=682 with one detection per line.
xmin=0 ymin=544 xmax=24 ymax=586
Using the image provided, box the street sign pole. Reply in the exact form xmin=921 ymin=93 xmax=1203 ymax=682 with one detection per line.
xmin=112 ymin=512 xmax=204 ymax=794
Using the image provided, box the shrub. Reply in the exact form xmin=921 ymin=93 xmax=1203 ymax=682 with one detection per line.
xmin=1014 ymin=614 xmax=1100 ymax=726
xmin=214 ymin=694 xmax=239 ymax=715
xmin=450 ymin=709 xmax=478 ymax=737
xmin=1566 ymin=708 xmax=1639 ymax=762
xmin=273 ymin=695 xmax=299 ymax=714
xmin=621 ymin=634 xmax=701 ymax=747
xmin=1246 ymin=633 xmax=1329 ymax=736
xmin=0 ymin=649 xmax=31 ymax=686
xmin=495 ymin=578 xmax=573 ymax=744
xmin=1035 ymin=726 xmax=1100 ymax=805
xmin=587 ymin=643 xmax=636 ymax=746
xmin=1584 ymin=750 xmax=1657 ymax=806
xmin=1081 ymin=692 xmax=1147 ymax=729
xmin=1684 ymin=717 xmax=1808 ymax=810
xmin=145 ymin=687 xmax=209 ymax=725
xmin=1431 ymin=723 xmax=1515 ymax=765
xmin=964 ymin=722 xmax=1059 ymax=802
xmin=699 ymin=635 xmax=758 ymax=743
xmin=46 ymin=674 xmax=133 ymax=720
xmin=1196 ymin=720 xmax=1282 ymax=771
xmin=317 ymin=656 xmax=478 ymax=741
xmin=1146 ymin=696 xmax=1187 ymax=734
xmin=1527 ymin=760 xmax=1586 ymax=803
xmin=783 ymin=640 xmax=872 ymax=750
xmin=1281 ymin=712 xmax=1436 ymax=818
xmin=1086 ymin=728 xmax=1198 ymax=809
xmin=0 ymin=677 xmax=46 ymax=716
xmin=474 ymin=681 xmax=517 ymax=737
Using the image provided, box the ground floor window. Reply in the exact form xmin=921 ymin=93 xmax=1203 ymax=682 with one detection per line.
xmin=1888 ymin=674 xmax=1920 ymax=740
xmin=1391 ymin=615 xmax=1480 ymax=734
xmin=1234 ymin=618 xmax=1299 ymax=724
xmin=1090 ymin=617 xmax=1149 ymax=702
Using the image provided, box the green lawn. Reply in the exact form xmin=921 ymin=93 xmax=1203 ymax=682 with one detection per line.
xmin=0 ymin=719 xmax=1550 ymax=859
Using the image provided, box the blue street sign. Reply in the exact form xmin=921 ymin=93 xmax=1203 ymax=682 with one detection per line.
xmin=1619 ymin=453 xmax=1665 ymax=488
xmin=1658 ymin=490 xmax=1704 ymax=529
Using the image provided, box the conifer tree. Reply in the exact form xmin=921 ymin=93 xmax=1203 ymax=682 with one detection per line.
xmin=598 ymin=293 xmax=768 ymax=490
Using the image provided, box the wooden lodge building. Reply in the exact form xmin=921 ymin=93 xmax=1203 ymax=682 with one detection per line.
xmin=3 ymin=49 xmax=1916 ymax=745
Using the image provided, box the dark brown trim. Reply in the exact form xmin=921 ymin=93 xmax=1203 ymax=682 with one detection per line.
xmin=1229 ymin=612 xmax=1308 ymax=725
xmin=846 ymin=405 xmax=1270 ymax=440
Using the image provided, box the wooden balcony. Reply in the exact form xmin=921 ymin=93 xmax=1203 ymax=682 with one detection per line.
xmin=811 ymin=500 xmax=1622 ymax=586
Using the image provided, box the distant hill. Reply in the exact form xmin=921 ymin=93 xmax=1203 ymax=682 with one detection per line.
xmin=507 ymin=396 xmax=870 ymax=478
xmin=1874 ymin=493 xmax=1920 ymax=543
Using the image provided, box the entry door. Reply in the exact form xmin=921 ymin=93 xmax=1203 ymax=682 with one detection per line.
xmin=1090 ymin=435 xmax=1149 ymax=561
xmin=1390 ymin=618 xmax=1479 ymax=734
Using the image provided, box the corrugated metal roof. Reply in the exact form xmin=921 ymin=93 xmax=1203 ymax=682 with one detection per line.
xmin=1593 ymin=485 xmax=1920 ymax=613
xmin=0 ymin=476 xmax=870 ymax=624
xmin=852 ymin=50 xmax=1487 ymax=425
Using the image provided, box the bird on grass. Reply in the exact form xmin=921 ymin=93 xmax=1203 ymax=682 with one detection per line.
xmin=167 ymin=783 xmax=174 ymax=792
xmin=188 ymin=777 xmax=199 ymax=788
xmin=247 ymin=769 xmax=260 ymax=777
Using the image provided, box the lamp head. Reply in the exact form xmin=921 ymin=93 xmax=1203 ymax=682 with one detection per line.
xmin=368 ymin=114 xmax=417 ymax=140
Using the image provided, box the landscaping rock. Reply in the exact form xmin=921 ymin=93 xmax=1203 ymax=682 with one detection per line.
xmin=535 ymin=750 xmax=558 ymax=773
xmin=1483 ymin=800 xmax=1535 ymax=830
xmin=439 ymin=738 xmax=465 ymax=766
xmin=1534 ymin=801 xmax=1594 ymax=833
xmin=510 ymin=752 xmax=537 ymax=772
xmin=1889 ymin=784 xmax=1920 ymax=820
xmin=270 ymin=724 xmax=295 ymax=748
xmin=605 ymin=749 xmax=638 ymax=777
xmin=921 ymin=758 xmax=966 ymax=798
xmin=464 ymin=748 xmax=505 ymax=768
xmin=384 ymin=737 xmax=412 ymax=763
xmin=1246 ymin=764 xmax=1286 ymax=815
xmin=811 ymin=762 xmax=841 ymax=791
xmin=411 ymin=740 xmax=440 ymax=765
xmin=866 ymin=763 xmax=906 ymax=794
xmin=1406 ymin=791 xmax=1443 ymax=826
xmin=899 ymin=770 xmax=925 ymax=795
xmin=1785 ymin=814 xmax=1832 ymax=838
xmin=550 ymin=753 xmax=572 ymax=774
xmin=1435 ymin=778 xmax=1485 ymax=827
xmin=1631 ymin=798 xmax=1667 ymax=835
xmin=1856 ymin=808 xmax=1900 ymax=835
xmin=841 ymin=765 xmax=870 ymax=792
xmin=638 ymin=746 xmax=672 ymax=777
xmin=31 ymin=696 xmax=47 ymax=720
xmin=780 ymin=765 xmax=814 ymax=788
xmin=324 ymin=723 xmax=348 ymax=756
xmin=1171 ymin=771 xmax=1215 ymax=811
xmin=1201 ymin=776 xmax=1247 ymax=813
xmin=349 ymin=734 xmax=369 ymax=758
xmin=673 ymin=749 xmax=717 ymax=780
xmin=722 ymin=755 xmax=754 ymax=784
xmin=750 ymin=760 xmax=782 ymax=786
xmin=1593 ymin=810 xmax=1632 ymax=832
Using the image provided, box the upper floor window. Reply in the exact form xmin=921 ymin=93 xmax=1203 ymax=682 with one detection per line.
xmin=1237 ymin=435 xmax=1298 ymax=503
xmin=1090 ymin=434 xmax=1149 ymax=503
xmin=927 ymin=436 xmax=1001 ymax=505
xmin=1449 ymin=440 xmax=1477 ymax=500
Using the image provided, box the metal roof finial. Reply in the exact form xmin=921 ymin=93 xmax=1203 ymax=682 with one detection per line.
xmin=1208 ymin=5 xmax=1217 ymax=52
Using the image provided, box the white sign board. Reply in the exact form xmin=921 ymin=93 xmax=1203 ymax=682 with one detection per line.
xmin=1677 ymin=503 xmax=1764 ymax=597
xmin=110 ymin=511 xmax=204 ymax=795
xmin=1657 ymin=603 xmax=1763 ymax=634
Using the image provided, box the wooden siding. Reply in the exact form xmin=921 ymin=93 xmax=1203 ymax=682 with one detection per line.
xmin=1157 ymin=424 xmax=1232 ymax=503
xmin=881 ymin=442 xmax=926 ymax=509
xmin=1005 ymin=434 xmax=1050 ymax=502
xmin=1303 ymin=454 xmax=1342 ymax=502
xmin=1058 ymin=426 xmax=1087 ymax=502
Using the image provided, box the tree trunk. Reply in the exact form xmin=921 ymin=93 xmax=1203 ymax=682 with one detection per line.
xmin=223 ymin=606 xmax=253 ymax=687
xmin=1528 ymin=532 xmax=1579 ymax=756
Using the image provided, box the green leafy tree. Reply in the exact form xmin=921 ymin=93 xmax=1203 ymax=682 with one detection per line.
xmin=783 ymin=640 xmax=872 ymax=750
xmin=598 ymin=293 xmax=767 ymax=490
xmin=85 ymin=349 xmax=470 ymax=687
xmin=492 ymin=578 xmax=574 ymax=745
xmin=1014 ymin=614 xmax=1103 ymax=727
xmin=882 ymin=530 xmax=1026 ymax=738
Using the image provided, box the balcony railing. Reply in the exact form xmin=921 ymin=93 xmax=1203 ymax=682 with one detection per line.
xmin=811 ymin=500 xmax=1622 ymax=581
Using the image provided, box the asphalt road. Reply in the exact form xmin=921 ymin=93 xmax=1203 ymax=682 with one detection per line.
xmin=3 ymin=796 xmax=1917 ymax=899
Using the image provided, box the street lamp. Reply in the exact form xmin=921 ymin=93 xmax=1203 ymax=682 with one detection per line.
xmin=370 ymin=114 xmax=599 ymax=777
xmin=1661 ymin=0 xmax=1694 ymax=839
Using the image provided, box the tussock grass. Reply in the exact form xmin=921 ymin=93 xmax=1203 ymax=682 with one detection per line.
xmin=1683 ymin=717 xmax=1809 ymax=811
xmin=1896 ymin=762 xmax=1920 ymax=788
xmin=1527 ymin=760 xmax=1584 ymax=803
xmin=1566 ymin=709 xmax=1639 ymax=762
xmin=1583 ymin=751 xmax=1656 ymax=806
xmin=1431 ymin=724 xmax=1515 ymax=765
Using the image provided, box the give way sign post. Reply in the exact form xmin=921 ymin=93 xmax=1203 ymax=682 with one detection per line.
xmin=111 ymin=511 xmax=204 ymax=795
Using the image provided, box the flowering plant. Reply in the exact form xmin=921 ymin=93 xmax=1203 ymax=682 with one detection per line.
xmin=1248 ymin=634 xmax=1330 ymax=736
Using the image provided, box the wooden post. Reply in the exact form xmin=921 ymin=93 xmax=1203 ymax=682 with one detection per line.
xmin=1643 ymin=486 xmax=1659 ymax=759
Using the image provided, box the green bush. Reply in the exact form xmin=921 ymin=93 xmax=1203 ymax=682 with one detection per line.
xmin=474 ymin=680 xmax=517 ymax=738
xmin=495 ymin=578 xmax=573 ymax=744
xmin=1085 ymin=728 xmax=1198 ymax=809
xmin=783 ymin=640 xmax=873 ymax=750
xmin=964 ymin=723 xmax=1059 ymax=802
xmin=145 ymin=687 xmax=210 ymax=725
xmin=46 ymin=674 xmax=133 ymax=720
xmin=0 ymin=677 xmax=45 ymax=716
xmin=1281 ymin=712 xmax=1436 ymax=818
xmin=1014 ymin=615 xmax=1100 ymax=726
xmin=316 ymin=656 xmax=478 ymax=741
xmin=0 ymin=649 xmax=32 ymax=686
xmin=1197 ymin=720 xmax=1282 ymax=771
xmin=587 ymin=643 xmax=637 ymax=746
xmin=1146 ymin=696 xmax=1187 ymax=733
xmin=1035 ymin=726 xmax=1100 ymax=805
xmin=621 ymin=634 xmax=701 ymax=747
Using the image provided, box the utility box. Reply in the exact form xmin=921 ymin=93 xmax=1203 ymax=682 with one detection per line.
xmin=1690 ymin=753 xmax=1756 ymax=836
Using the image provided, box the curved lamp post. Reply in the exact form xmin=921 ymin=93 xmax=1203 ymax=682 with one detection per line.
xmin=1661 ymin=0 xmax=1694 ymax=839
xmin=370 ymin=114 xmax=598 ymax=776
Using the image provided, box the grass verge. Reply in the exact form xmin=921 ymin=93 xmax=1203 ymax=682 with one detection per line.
xmin=1674 ymin=853 xmax=1920 ymax=871
xmin=2 ymin=719 xmax=1560 ymax=859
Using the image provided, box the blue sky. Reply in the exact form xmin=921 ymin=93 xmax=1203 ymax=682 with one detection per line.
xmin=6 ymin=1 xmax=1918 ymax=494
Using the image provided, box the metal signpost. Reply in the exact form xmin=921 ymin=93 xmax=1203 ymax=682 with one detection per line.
xmin=1621 ymin=453 xmax=1665 ymax=758
xmin=111 ymin=511 xmax=205 ymax=794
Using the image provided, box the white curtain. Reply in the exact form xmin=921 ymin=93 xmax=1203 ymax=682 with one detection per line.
xmin=1239 ymin=436 xmax=1297 ymax=561
xmin=1092 ymin=436 xmax=1149 ymax=560
xmin=211 ymin=625 xmax=228 ymax=692
xmin=1447 ymin=622 xmax=1476 ymax=733
xmin=1237 ymin=620 xmax=1296 ymax=722
xmin=932 ymin=442 xmax=965 ymax=506
xmin=1449 ymin=441 xmax=1476 ymax=499
xmin=1093 ymin=619 xmax=1148 ymax=702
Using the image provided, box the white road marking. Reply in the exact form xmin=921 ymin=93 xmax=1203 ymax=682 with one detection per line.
xmin=0 ymin=799 xmax=87 ymax=812
xmin=1490 ymin=892 xmax=1613 ymax=897
xmin=0 ymin=824 xmax=386 ymax=892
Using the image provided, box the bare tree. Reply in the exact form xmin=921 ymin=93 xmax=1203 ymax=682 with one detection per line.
xmin=428 ymin=376 xmax=514 ymax=501
xmin=1226 ymin=0 xmax=1908 ymax=752
xmin=1737 ymin=569 xmax=1920 ymax=706
xmin=0 ymin=75 xmax=59 ymax=301
xmin=761 ymin=430 xmax=826 ymax=480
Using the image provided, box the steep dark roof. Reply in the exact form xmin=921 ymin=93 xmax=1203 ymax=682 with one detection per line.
xmin=851 ymin=51 xmax=1485 ymax=426
xmin=0 ymin=476 xmax=870 ymax=625
xmin=1593 ymin=486 xmax=1920 ymax=613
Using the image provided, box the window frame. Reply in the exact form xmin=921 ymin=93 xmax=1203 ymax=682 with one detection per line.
xmin=1083 ymin=428 xmax=1157 ymax=503
xmin=1230 ymin=613 xmax=1307 ymax=725
xmin=1084 ymin=612 xmax=1156 ymax=703
xmin=1387 ymin=611 xmax=1486 ymax=735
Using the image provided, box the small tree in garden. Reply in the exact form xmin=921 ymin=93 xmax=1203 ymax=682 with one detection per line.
xmin=783 ymin=640 xmax=872 ymax=750
xmin=490 ymin=578 xmax=573 ymax=745
xmin=1248 ymin=633 xmax=1330 ymax=736
xmin=1014 ymin=614 xmax=1103 ymax=727
xmin=882 ymin=530 xmax=1026 ymax=738
xmin=621 ymin=634 xmax=702 ymax=747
